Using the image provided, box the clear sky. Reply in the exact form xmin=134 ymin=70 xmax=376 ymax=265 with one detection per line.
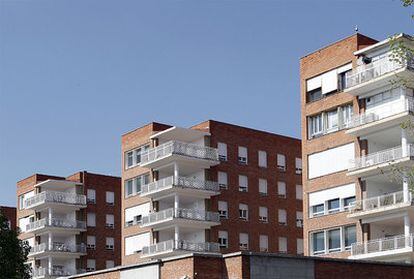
xmin=0 ymin=0 xmax=412 ymax=206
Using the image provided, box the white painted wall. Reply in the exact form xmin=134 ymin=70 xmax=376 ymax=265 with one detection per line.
xmin=120 ymin=264 xmax=159 ymax=279
xmin=125 ymin=233 xmax=151 ymax=255
xmin=125 ymin=203 xmax=150 ymax=223
xmin=309 ymin=183 xmax=356 ymax=206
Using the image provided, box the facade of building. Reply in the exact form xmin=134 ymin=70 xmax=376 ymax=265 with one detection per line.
xmin=301 ymin=33 xmax=414 ymax=262
xmin=16 ymin=171 xmax=121 ymax=278
xmin=0 ymin=205 xmax=17 ymax=230
xmin=121 ymin=120 xmax=303 ymax=265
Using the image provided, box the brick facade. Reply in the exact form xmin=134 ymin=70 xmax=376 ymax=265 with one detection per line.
xmin=0 ymin=205 xmax=16 ymax=230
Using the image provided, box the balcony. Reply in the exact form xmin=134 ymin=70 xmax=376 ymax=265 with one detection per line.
xmin=348 ymin=145 xmax=414 ymax=177
xmin=140 ymin=176 xmax=220 ymax=200
xmin=141 ymin=239 xmax=220 ymax=258
xmin=24 ymin=191 xmax=87 ymax=211
xmin=348 ymin=191 xmax=412 ymax=219
xmin=349 ymin=234 xmax=414 ymax=260
xmin=139 ymin=141 xmax=219 ymax=169
xmin=28 ymin=243 xmax=87 ymax=258
xmin=344 ymin=56 xmax=414 ymax=96
xmin=33 ymin=267 xmax=86 ymax=279
xmin=141 ymin=208 xmax=220 ymax=230
xmin=26 ymin=218 xmax=86 ymax=234
xmin=346 ymin=98 xmax=414 ymax=136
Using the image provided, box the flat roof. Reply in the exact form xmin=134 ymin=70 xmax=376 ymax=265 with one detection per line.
xmin=354 ymin=33 xmax=413 ymax=56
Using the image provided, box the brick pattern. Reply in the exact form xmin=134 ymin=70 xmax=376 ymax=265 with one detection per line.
xmin=0 ymin=206 xmax=16 ymax=230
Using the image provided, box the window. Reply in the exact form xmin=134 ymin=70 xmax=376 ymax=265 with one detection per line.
xmin=344 ymin=196 xmax=356 ymax=210
xmin=312 ymin=231 xmax=325 ymax=255
xmin=338 ymin=70 xmax=351 ymax=91
xmin=277 ymin=181 xmax=286 ymax=198
xmin=106 ymin=214 xmax=114 ymax=229
xmin=125 ymin=233 xmax=151 ymax=255
xmin=259 ymin=206 xmax=268 ymax=222
xmin=106 ymin=237 xmax=114 ymax=250
xmin=312 ymin=204 xmax=324 ymax=217
xmin=239 ymin=233 xmax=249 ymax=250
xmin=278 ymin=237 xmax=287 ymax=253
xmin=87 ymin=213 xmax=96 ymax=227
xmin=106 ymin=191 xmax=115 ymax=205
xmin=87 ymin=189 xmax=96 ymax=204
xmin=239 ymin=203 xmax=248 ymax=220
xmin=238 ymin=175 xmax=248 ymax=192
xmin=307 ymin=87 xmax=323 ymax=102
xmin=260 ymin=235 xmax=269 ymax=252
xmin=125 ymin=203 xmax=150 ymax=227
xmin=278 ymin=209 xmax=287 ymax=225
xmin=328 ymin=229 xmax=341 ymax=252
xmin=87 ymin=236 xmax=96 ymax=250
xmin=238 ymin=146 xmax=248 ymax=165
xmin=125 ymin=179 xmax=133 ymax=197
xmin=218 ymin=172 xmax=228 ymax=190
xmin=297 ymin=238 xmax=304 ymax=255
xmin=218 ymin=231 xmax=228 ymax=248
xmin=328 ymin=198 xmax=340 ymax=213
xmin=126 ymin=151 xmax=133 ymax=168
xmin=295 ymin=158 xmax=302 ymax=174
xmin=258 ymin=151 xmax=267 ymax=168
xmin=344 ymin=225 xmax=356 ymax=250
xmin=218 ymin=142 xmax=227 ymax=161
xmin=86 ymin=259 xmax=96 ymax=272
xmin=18 ymin=195 xmax=24 ymax=210
xmin=258 ymin=179 xmax=268 ymax=196
xmin=125 ymin=173 xmax=150 ymax=198
xmin=326 ymin=109 xmax=339 ymax=132
xmin=296 ymin=211 xmax=303 ymax=228
xmin=218 ymin=201 xmax=228 ymax=219
xmin=124 ymin=145 xmax=150 ymax=169
xmin=341 ymin=104 xmax=353 ymax=127
xmin=307 ymin=105 xmax=353 ymax=139
xmin=296 ymin=185 xmax=303 ymax=200
xmin=277 ymin=154 xmax=286 ymax=171
xmin=308 ymin=113 xmax=324 ymax=138
xmin=106 ymin=260 xmax=115 ymax=269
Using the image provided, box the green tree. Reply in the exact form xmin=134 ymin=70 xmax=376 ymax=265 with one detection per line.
xmin=0 ymin=213 xmax=31 ymax=279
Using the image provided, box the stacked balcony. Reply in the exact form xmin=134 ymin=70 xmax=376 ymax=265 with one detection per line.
xmin=26 ymin=218 xmax=86 ymax=234
xmin=32 ymin=267 xmax=86 ymax=279
xmin=28 ymin=243 xmax=87 ymax=258
xmin=24 ymin=191 xmax=87 ymax=211
xmin=142 ymin=240 xmax=220 ymax=258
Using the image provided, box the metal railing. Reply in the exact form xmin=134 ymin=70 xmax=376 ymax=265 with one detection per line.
xmin=345 ymin=56 xmax=414 ymax=89
xmin=351 ymin=234 xmax=414 ymax=256
xmin=141 ymin=208 xmax=220 ymax=226
xmin=33 ymin=267 xmax=84 ymax=277
xmin=349 ymin=191 xmax=410 ymax=213
xmin=140 ymin=141 xmax=219 ymax=165
xmin=24 ymin=191 xmax=86 ymax=209
xmin=349 ymin=144 xmax=414 ymax=171
xmin=142 ymin=239 xmax=220 ymax=256
xmin=26 ymin=218 xmax=86 ymax=232
xmin=141 ymin=176 xmax=219 ymax=195
xmin=29 ymin=243 xmax=86 ymax=255
xmin=347 ymin=98 xmax=414 ymax=129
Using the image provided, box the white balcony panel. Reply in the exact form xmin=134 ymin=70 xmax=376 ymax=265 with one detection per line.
xmin=150 ymin=126 xmax=210 ymax=143
xmin=141 ymin=239 xmax=219 ymax=259
xmin=28 ymin=243 xmax=87 ymax=259
xmin=33 ymin=267 xmax=86 ymax=279
xmin=26 ymin=218 xmax=86 ymax=235
xmin=24 ymin=191 xmax=87 ymax=211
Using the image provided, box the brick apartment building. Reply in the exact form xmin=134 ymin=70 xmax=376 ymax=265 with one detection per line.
xmin=16 ymin=171 xmax=121 ymax=278
xmin=301 ymin=33 xmax=414 ymax=262
xmin=121 ymin=120 xmax=303 ymax=265
xmin=0 ymin=205 xmax=17 ymax=230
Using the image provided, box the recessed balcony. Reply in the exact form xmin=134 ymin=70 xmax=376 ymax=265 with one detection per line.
xmin=141 ymin=239 xmax=220 ymax=259
xmin=140 ymin=208 xmax=220 ymax=230
xmin=139 ymin=141 xmax=219 ymax=169
xmin=24 ymin=191 xmax=87 ymax=211
xmin=26 ymin=218 xmax=86 ymax=235
xmin=140 ymin=176 xmax=220 ymax=200
xmin=28 ymin=243 xmax=87 ymax=259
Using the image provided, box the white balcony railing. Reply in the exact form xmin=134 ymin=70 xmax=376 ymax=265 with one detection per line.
xmin=348 ymin=144 xmax=414 ymax=171
xmin=141 ymin=176 xmax=219 ymax=195
xmin=29 ymin=243 xmax=86 ymax=256
xmin=24 ymin=191 xmax=86 ymax=209
xmin=33 ymin=267 xmax=85 ymax=278
xmin=141 ymin=208 xmax=220 ymax=226
xmin=351 ymin=234 xmax=414 ymax=256
xmin=349 ymin=191 xmax=411 ymax=214
xmin=142 ymin=239 xmax=220 ymax=257
xmin=140 ymin=141 xmax=219 ymax=165
xmin=26 ymin=218 xmax=86 ymax=232
xmin=345 ymin=56 xmax=414 ymax=89
xmin=347 ymin=98 xmax=414 ymax=129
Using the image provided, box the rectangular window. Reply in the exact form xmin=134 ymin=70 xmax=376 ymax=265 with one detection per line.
xmin=326 ymin=110 xmax=339 ymax=132
xmin=312 ymin=204 xmax=324 ymax=217
xmin=277 ymin=154 xmax=286 ymax=171
xmin=218 ymin=142 xmax=228 ymax=161
xmin=260 ymin=235 xmax=269 ymax=252
xmin=278 ymin=209 xmax=287 ymax=225
xmin=278 ymin=237 xmax=287 ymax=253
xmin=328 ymin=198 xmax=340 ymax=213
xmin=87 ymin=213 xmax=96 ymax=227
xmin=239 ymin=233 xmax=249 ymax=250
xmin=125 ymin=203 xmax=150 ymax=227
xmin=344 ymin=225 xmax=356 ymax=250
xmin=308 ymin=113 xmax=324 ymax=138
xmin=106 ymin=191 xmax=115 ymax=205
xmin=125 ymin=180 xmax=133 ymax=198
xmin=297 ymin=238 xmax=304 ymax=255
xmin=126 ymin=151 xmax=133 ymax=168
xmin=218 ymin=172 xmax=228 ymax=190
xmin=239 ymin=203 xmax=248 ymax=220
xmin=106 ymin=214 xmax=114 ymax=229
xmin=258 ymin=150 xmax=267 ymax=168
xmin=295 ymin=158 xmax=302 ymax=174
xmin=296 ymin=185 xmax=303 ymax=200
xmin=125 ymin=145 xmax=150 ymax=169
xmin=343 ymin=196 xmax=356 ymax=210
xmin=258 ymin=179 xmax=268 ymax=196
xmin=218 ymin=201 xmax=228 ymax=219
xmin=307 ymin=87 xmax=323 ymax=102
xmin=328 ymin=229 xmax=341 ymax=252
xmin=238 ymin=175 xmax=248 ymax=192
xmin=86 ymin=259 xmax=96 ymax=272
xmin=106 ymin=237 xmax=114 ymax=250
xmin=18 ymin=195 xmax=24 ymax=210
xmin=238 ymin=146 xmax=248 ymax=165
xmin=218 ymin=230 xmax=228 ymax=248
xmin=312 ymin=231 xmax=325 ymax=255
xmin=106 ymin=260 xmax=115 ymax=269
xmin=87 ymin=236 xmax=96 ymax=250
xmin=125 ymin=173 xmax=150 ymax=198
xmin=296 ymin=211 xmax=303 ymax=228
xmin=87 ymin=189 xmax=96 ymax=204
xmin=277 ymin=181 xmax=286 ymax=198
xmin=259 ymin=206 xmax=268 ymax=222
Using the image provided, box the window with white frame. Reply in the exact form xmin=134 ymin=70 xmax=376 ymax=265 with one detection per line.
xmin=297 ymin=238 xmax=304 ymax=255
xmin=218 ymin=142 xmax=228 ymax=161
xmin=125 ymin=203 xmax=150 ymax=227
xmin=87 ymin=189 xmax=96 ymax=204
xmin=258 ymin=179 xmax=267 ymax=196
xmin=218 ymin=201 xmax=228 ymax=219
xmin=218 ymin=230 xmax=228 ymax=248
xmin=239 ymin=203 xmax=248 ymax=220
xmin=343 ymin=196 xmax=356 ymax=210
xmin=218 ymin=172 xmax=228 ymax=190
xmin=296 ymin=211 xmax=303 ymax=228
xmin=295 ymin=158 xmax=302 ymax=174
xmin=239 ymin=233 xmax=249 ymax=250
xmin=328 ymin=229 xmax=341 ymax=252
xmin=106 ymin=191 xmax=115 ymax=205
xmin=258 ymin=150 xmax=267 ymax=168
xmin=86 ymin=259 xmax=96 ymax=272
xmin=125 ymin=173 xmax=150 ymax=198
xmin=106 ymin=260 xmax=115 ymax=269
xmin=278 ymin=209 xmax=287 ymax=226
xmin=312 ymin=231 xmax=325 ymax=255
xmin=260 ymin=235 xmax=269 ymax=252
xmin=238 ymin=175 xmax=248 ymax=192
xmin=296 ymin=185 xmax=303 ymax=200
xmin=277 ymin=154 xmax=286 ymax=171
xmin=18 ymin=191 xmax=34 ymax=210
xmin=311 ymin=204 xmax=324 ymax=217
xmin=238 ymin=146 xmax=248 ymax=165
xmin=259 ymin=206 xmax=268 ymax=222
xmin=344 ymin=225 xmax=356 ymax=250
xmin=106 ymin=237 xmax=114 ymax=250
xmin=87 ymin=235 xmax=96 ymax=250
xmin=106 ymin=214 xmax=114 ymax=229
xmin=87 ymin=213 xmax=96 ymax=227
xmin=125 ymin=145 xmax=150 ymax=169
xmin=310 ymin=225 xmax=356 ymax=255
xmin=327 ymin=198 xmax=340 ymax=213
xmin=278 ymin=237 xmax=287 ymax=253
xmin=277 ymin=181 xmax=286 ymax=198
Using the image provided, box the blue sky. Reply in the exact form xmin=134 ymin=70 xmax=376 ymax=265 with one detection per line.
xmin=0 ymin=0 xmax=412 ymax=206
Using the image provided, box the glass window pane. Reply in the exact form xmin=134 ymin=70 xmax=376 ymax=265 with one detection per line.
xmin=313 ymin=232 xmax=325 ymax=253
xmin=345 ymin=226 xmax=356 ymax=248
xmin=328 ymin=199 xmax=340 ymax=212
xmin=328 ymin=229 xmax=341 ymax=251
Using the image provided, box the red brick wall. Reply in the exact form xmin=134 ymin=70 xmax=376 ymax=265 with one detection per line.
xmin=0 ymin=206 xmax=16 ymax=230
xmin=161 ymin=257 xmax=194 ymax=279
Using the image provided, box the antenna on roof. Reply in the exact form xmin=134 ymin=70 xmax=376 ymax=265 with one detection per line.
xmin=355 ymin=25 xmax=359 ymax=33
